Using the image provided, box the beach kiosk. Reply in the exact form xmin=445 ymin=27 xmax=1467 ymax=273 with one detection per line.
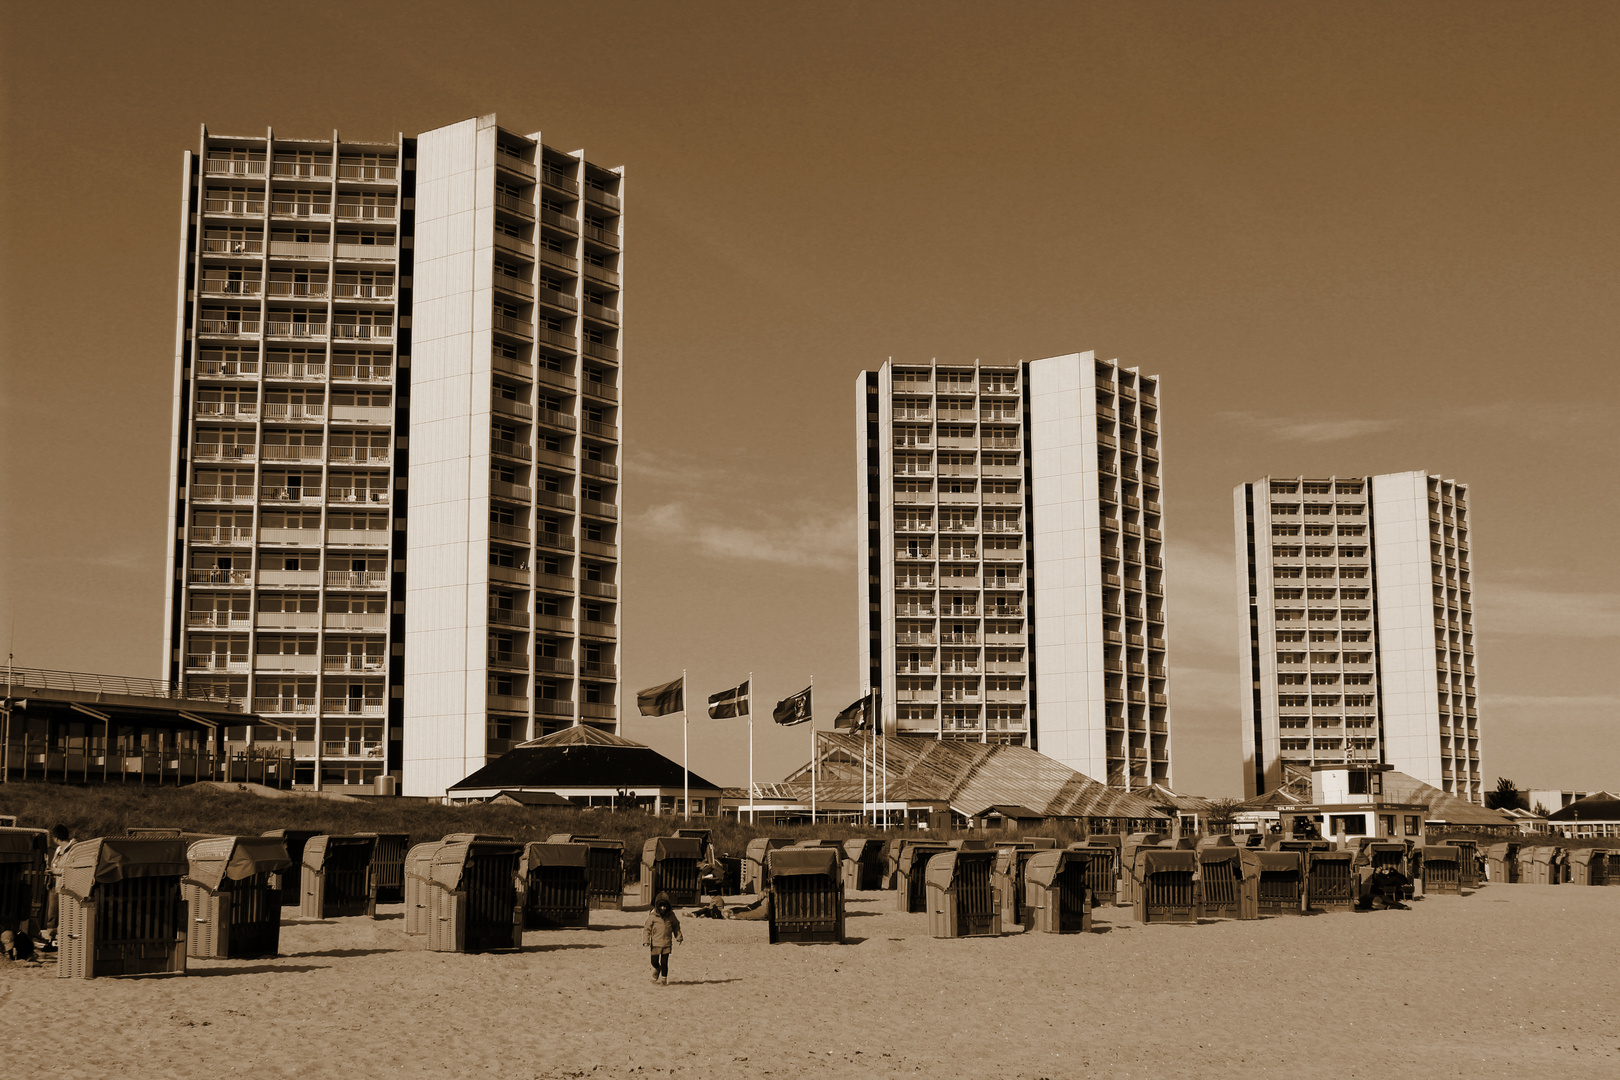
xmin=359 ymin=832 xmax=410 ymax=904
xmin=1567 ymin=849 xmax=1608 ymax=887
xmin=1421 ymin=845 xmax=1463 ymax=893
xmin=426 ymin=839 xmax=524 ymax=953
xmin=639 ymin=837 xmax=703 ymax=907
xmin=300 ymin=834 xmax=378 ymax=919
xmin=1024 ymin=848 xmax=1091 ymax=934
xmin=743 ymin=837 xmax=794 ymax=895
xmin=926 ymin=848 xmax=1000 ymax=938
xmin=521 ymin=842 xmax=591 ymax=929
xmin=403 ymin=841 xmax=443 ymax=936
xmin=57 ymin=837 xmax=190 ymax=979
xmin=766 ymin=847 xmax=845 ymax=944
xmin=1239 ymin=848 xmax=1303 ymax=919
xmin=182 ymin=836 xmax=290 ymax=959
xmin=842 ymin=838 xmax=885 ymax=891
xmin=263 ymin=828 xmax=324 ymax=907
xmin=1133 ymin=848 xmax=1201 ymax=924
xmin=896 ymin=841 xmax=951 ymax=914
xmin=0 ymin=827 xmax=50 ymax=937
xmin=1196 ymin=837 xmax=1242 ymax=919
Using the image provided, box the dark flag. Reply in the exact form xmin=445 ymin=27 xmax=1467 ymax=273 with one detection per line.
xmin=833 ymin=692 xmax=874 ymax=730
xmin=707 ymin=679 xmax=750 ymax=719
xmin=636 ymin=676 xmax=684 ymax=717
xmin=772 ymin=685 xmax=812 ymax=726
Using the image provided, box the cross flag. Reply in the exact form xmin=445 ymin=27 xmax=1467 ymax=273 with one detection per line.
xmin=772 ymin=685 xmax=813 ymax=726
xmin=834 ymin=691 xmax=877 ymax=730
xmin=636 ymin=676 xmax=685 ymax=717
xmin=708 ymin=679 xmax=750 ymax=719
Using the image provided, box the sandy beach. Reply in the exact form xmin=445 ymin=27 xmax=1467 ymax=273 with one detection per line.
xmin=2 ymin=885 xmax=1614 ymax=1079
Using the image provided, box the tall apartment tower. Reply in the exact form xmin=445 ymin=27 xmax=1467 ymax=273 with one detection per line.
xmin=856 ymin=351 xmax=1170 ymax=790
xmin=163 ymin=116 xmax=623 ymax=798
xmin=1235 ymin=471 xmax=1481 ymax=802
xmin=405 ymin=116 xmax=623 ymax=799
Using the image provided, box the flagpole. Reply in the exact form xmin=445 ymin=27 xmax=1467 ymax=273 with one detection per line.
xmin=747 ymin=671 xmax=755 ymax=825
xmin=682 ymin=667 xmax=689 ymax=821
xmin=809 ymin=675 xmax=816 ymax=825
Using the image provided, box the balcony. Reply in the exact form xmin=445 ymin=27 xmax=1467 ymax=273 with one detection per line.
xmin=202 ymin=237 xmax=264 ymax=257
xmin=542 ymin=166 xmax=577 ymax=193
xmin=580 ymin=620 xmax=617 ymax=638
xmin=322 ymin=739 xmax=385 ymax=759
xmin=327 ymin=446 xmax=389 ymax=466
xmin=491 ymin=437 xmax=532 ymax=461
xmin=205 ymin=157 xmax=267 ymax=178
xmin=321 ymin=697 xmax=385 ymax=716
xmin=265 ymin=321 xmax=328 ymax=339
xmin=540 ymin=247 xmax=579 ymax=274
xmin=333 ymin=202 xmax=397 ymax=223
xmin=197 ymin=319 xmax=260 ymax=338
xmin=326 ymin=570 xmax=388 ymax=588
xmin=488 ymin=607 xmax=529 ymax=628
xmin=583 ymin=340 xmax=618 ymax=363
xmin=332 ymin=282 xmax=394 ymax=302
xmin=252 ymin=697 xmax=316 ymax=715
xmin=489 ymin=564 xmax=530 ymax=586
xmin=583 ymin=300 xmax=619 ymax=326
xmin=533 ymin=614 xmax=574 ymax=633
xmin=495 ymin=232 xmax=537 ymax=260
xmin=537 ymin=530 xmax=573 ymax=551
xmin=581 ymin=498 xmax=618 ymax=520
xmin=327 ymin=488 xmax=389 ymax=506
xmin=584 ymin=223 xmax=620 ymax=249
xmin=324 ymin=612 xmax=387 ymax=631
xmin=322 ymin=655 xmax=386 ymax=674
xmin=581 ymin=419 xmax=619 ymax=442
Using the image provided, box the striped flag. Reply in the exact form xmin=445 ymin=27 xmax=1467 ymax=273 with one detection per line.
xmin=707 ymin=679 xmax=750 ymax=719
xmin=636 ymin=676 xmax=684 ymax=717
xmin=772 ymin=685 xmax=812 ymax=726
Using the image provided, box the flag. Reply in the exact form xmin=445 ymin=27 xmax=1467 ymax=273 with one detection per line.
xmin=636 ymin=676 xmax=684 ymax=717
xmin=707 ymin=679 xmax=750 ymax=719
xmin=833 ymin=692 xmax=874 ymax=731
xmin=772 ymin=685 xmax=812 ymax=726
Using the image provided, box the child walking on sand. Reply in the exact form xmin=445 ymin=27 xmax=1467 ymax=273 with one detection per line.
xmin=643 ymin=893 xmax=683 ymax=985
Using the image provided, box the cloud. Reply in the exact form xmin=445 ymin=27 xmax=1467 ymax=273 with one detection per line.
xmin=634 ymin=502 xmax=855 ymax=571
xmin=1478 ymin=581 xmax=1620 ymax=638
xmin=1218 ymin=411 xmax=1399 ymax=443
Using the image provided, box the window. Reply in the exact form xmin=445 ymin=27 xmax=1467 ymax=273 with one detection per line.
xmin=1405 ymin=816 xmax=1421 ymax=836
xmin=1271 ymin=524 xmax=1300 ymax=536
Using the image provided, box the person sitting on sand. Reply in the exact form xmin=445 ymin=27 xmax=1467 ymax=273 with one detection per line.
xmin=3 ymin=927 xmax=37 ymax=962
xmin=725 ymin=894 xmax=771 ymax=921
xmin=643 ymin=893 xmax=682 ymax=986
xmin=689 ymin=896 xmax=726 ymax=919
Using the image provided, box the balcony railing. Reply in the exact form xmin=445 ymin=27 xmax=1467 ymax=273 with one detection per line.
xmin=493 ymin=313 xmax=532 ymax=340
xmin=583 ymin=340 xmax=618 ymax=362
xmin=322 ymin=697 xmax=386 ymax=715
xmin=332 ymin=323 xmax=393 ymax=341
xmin=540 ymin=207 xmax=576 ymax=233
xmin=583 ymin=301 xmax=619 ymax=325
xmin=197 ymin=320 xmax=260 ymax=337
xmin=272 ymin=161 xmax=332 ymax=179
xmin=325 ymin=570 xmax=387 ymax=588
xmin=322 ymin=740 xmax=385 ymax=758
xmin=332 ymin=283 xmax=394 ymax=300
xmin=490 ymin=522 xmax=530 ymax=544
xmin=206 ymin=157 xmax=267 ymax=177
xmin=488 ymin=607 xmax=528 ymax=627
xmin=200 ymin=279 xmax=263 ymax=299
xmin=253 ymin=698 xmax=317 ymax=714
xmin=542 ymin=167 xmax=578 ymax=193
xmin=491 ymin=437 xmax=532 ymax=461
xmin=266 ymin=321 xmax=327 ymax=338
xmin=581 ymin=420 xmax=618 ymax=442
xmin=262 ymin=404 xmax=324 ymax=420
xmin=335 ymin=204 xmax=398 ymax=221
xmin=580 ymin=579 xmax=617 ymax=598
xmin=581 ymin=498 xmax=618 ymax=519
xmin=190 ymin=485 xmax=257 ymax=502
xmin=537 ymin=286 xmax=576 ymax=311
xmin=202 ymin=238 xmax=265 ymax=256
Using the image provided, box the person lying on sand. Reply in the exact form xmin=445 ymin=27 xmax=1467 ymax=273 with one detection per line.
xmin=725 ymin=895 xmax=771 ymax=921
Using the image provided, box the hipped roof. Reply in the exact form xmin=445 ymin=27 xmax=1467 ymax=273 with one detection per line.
xmin=1379 ymin=772 xmax=1518 ymax=827
xmin=784 ymin=733 xmax=1168 ymax=821
xmin=450 ymin=725 xmax=722 ymax=793
xmin=1547 ymin=791 xmax=1620 ymax=822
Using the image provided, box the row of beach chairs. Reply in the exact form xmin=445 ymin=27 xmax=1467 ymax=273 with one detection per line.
xmin=1481 ymin=842 xmax=1614 ymax=886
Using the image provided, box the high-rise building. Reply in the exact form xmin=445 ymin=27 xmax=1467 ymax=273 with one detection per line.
xmin=855 ymin=351 xmax=1170 ymax=790
xmin=1235 ymin=471 xmax=1481 ymax=802
xmin=162 ymin=116 xmax=622 ymax=798
xmin=404 ymin=117 xmax=623 ymax=798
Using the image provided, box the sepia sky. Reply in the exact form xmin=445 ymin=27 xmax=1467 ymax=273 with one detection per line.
xmin=1 ymin=1 xmax=1616 ymax=797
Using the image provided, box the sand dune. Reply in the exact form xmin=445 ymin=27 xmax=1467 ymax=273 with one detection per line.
xmin=3 ymin=885 xmax=1615 ymax=1079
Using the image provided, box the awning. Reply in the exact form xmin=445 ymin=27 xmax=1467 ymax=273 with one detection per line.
xmin=1140 ymin=849 xmax=1197 ymax=874
xmin=184 ymin=836 xmax=291 ymax=892
xmin=767 ymin=848 xmax=840 ymax=879
xmin=0 ymin=827 xmax=48 ymax=862
xmin=1241 ymin=850 xmax=1301 ymax=874
xmin=59 ymin=837 xmax=190 ymax=901
xmin=644 ymin=836 xmax=703 ymax=864
xmin=522 ymin=842 xmax=590 ymax=872
xmin=1025 ymin=849 xmax=1086 ymax=889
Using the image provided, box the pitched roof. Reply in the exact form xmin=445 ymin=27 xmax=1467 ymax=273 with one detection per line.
xmin=448 ymin=727 xmax=723 ymax=792
xmin=491 ymin=790 xmax=576 ymax=807
xmin=1379 ymin=772 xmax=1518 ymax=827
xmin=782 ymin=733 xmax=1167 ymax=820
xmin=1547 ymin=791 xmax=1620 ymax=822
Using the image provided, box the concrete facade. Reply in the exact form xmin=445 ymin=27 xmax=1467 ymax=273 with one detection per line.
xmin=1236 ymin=471 xmax=1481 ymax=803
